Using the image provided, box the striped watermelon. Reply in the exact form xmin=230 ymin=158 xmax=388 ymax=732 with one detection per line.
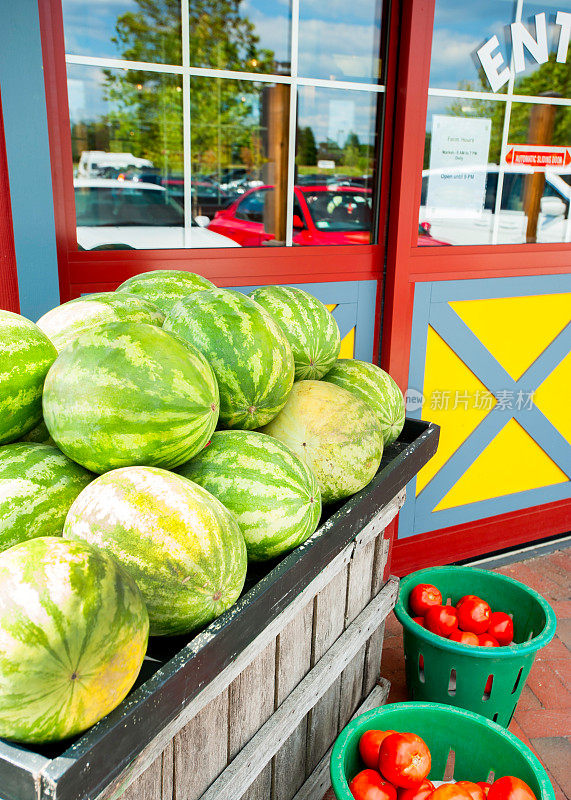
xmin=19 ymin=419 xmax=54 ymax=446
xmin=249 ymin=286 xmax=340 ymax=380
xmin=261 ymin=380 xmax=383 ymax=504
xmin=36 ymin=291 xmax=164 ymax=352
xmin=64 ymin=466 xmax=247 ymax=636
xmin=116 ymin=270 xmax=216 ymax=314
xmin=0 ymin=311 xmax=57 ymax=445
xmin=164 ymin=288 xmax=295 ymax=429
xmin=178 ymin=430 xmax=321 ymax=561
xmin=43 ymin=322 xmax=219 ymax=474
xmin=323 ymin=360 xmax=405 ymax=446
xmin=0 ymin=443 xmax=93 ymax=553
xmin=0 ymin=536 xmax=148 ymax=743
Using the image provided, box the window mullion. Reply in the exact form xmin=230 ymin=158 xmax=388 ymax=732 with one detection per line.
xmin=285 ymin=0 xmax=300 ymax=247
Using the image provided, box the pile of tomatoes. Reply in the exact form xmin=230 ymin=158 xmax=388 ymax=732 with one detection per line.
xmin=409 ymin=584 xmax=514 ymax=647
xmin=349 ymin=728 xmax=538 ymax=800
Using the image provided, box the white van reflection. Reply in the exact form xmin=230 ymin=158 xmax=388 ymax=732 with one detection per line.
xmin=74 ymin=179 xmax=240 ymax=250
xmin=420 ymin=165 xmax=571 ymax=245
xmin=77 ymin=151 xmax=154 ymax=179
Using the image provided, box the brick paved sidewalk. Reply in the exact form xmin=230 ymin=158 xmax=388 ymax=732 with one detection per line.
xmin=322 ymin=546 xmax=569 ymax=800
xmin=379 ymin=548 xmax=571 ymax=800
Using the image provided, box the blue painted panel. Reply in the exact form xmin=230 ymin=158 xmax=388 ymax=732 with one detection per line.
xmin=0 ymin=0 xmax=60 ymax=321
xmin=429 ymin=274 xmax=571 ymax=303
xmin=399 ymin=274 xmax=571 ymax=540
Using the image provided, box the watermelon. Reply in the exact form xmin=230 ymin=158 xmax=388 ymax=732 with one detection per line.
xmin=36 ymin=291 xmax=164 ymax=352
xmin=20 ymin=418 xmax=54 ymax=446
xmin=261 ymin=380 xmax=383 ymax=504
xmin=0 ymin=443 xmax=93 ymax=553
xmin=0 ymin=311 xmax=57 ymax=445
xmin=323 ymin=359 xmax=405 ymax=446
xmin=43 ymin=322 xmax=219 ymax=474
xmin=164 ymin=288 xmax=295 ymax=429
xmin=178 ymin=430 xmax=321 ymax=561
xmin=0 ymin=536 xmax=148 ymax=743
xmin=64 ymin=466 xmax=247 ymax=636
xmin=116 ymin=270 xmax=215 ymax=314
xmin=249 ymin=286 xmax=340 ymax=380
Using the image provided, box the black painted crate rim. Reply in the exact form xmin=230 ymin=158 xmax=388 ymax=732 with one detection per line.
xmin=0 ymin=418 xmax=439 ymax=800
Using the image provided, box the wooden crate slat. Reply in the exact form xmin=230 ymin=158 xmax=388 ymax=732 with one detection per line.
xmin=172 ymin=690 xmax=229 ymax=800
xmin=271 ymin=601 xmax=314 ymax=800
xmin=338 ymin=538 xmax=377 ymax=728
xmin=198 ymin=579 xmax=397 ymax=800
xmin=161 ymin=741 xmax=174 ymax=800
xmin=229 ymin=641 xmax=276 ymax=800
xmin=363 ymin=537 xmax=391 ymax=695
xmin=306 ymin=565 xmax=349 ymax=775
xmin=290 ymin=679 xmax=391 ymax=800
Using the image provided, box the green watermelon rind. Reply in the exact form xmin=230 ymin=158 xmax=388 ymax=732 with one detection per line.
xmin=0 ymin=310 xmax=57 ymax=445
xmin=63 ymin=466 xmax=248 ymax=637
xmin=178 ymin=430 xmax=322 ymax=561
xmin=323 ymin=359 xmax=405 ymax=446
xmin=250 ymin=286 xmax=340 ymax=380
xmin=0 ymin=443 xmax=93 ymax=554
xmin=116 ymin=270 xmax=216 ymax=314
xmin=43 ymin=321 xmax=219 ymax=474
xmin=164 ymin=288 xmax=295 ymax=430
xmin=36 ymin=291 xmax=165 ymax=353
xmin=0 ymin=536 xmax=148 ymax=744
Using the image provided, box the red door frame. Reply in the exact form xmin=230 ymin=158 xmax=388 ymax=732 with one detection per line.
xmin=37 ymin=0 xmax=403 ymax=367
xmin=0 ymin=89 xmax=20 ymax=314
xmin=382 ymin=0 xmax=571 ymax=575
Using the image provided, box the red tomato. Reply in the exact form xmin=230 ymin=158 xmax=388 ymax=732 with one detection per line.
xmin=456 ymin=781 xmax=486 ymax=800
xmin=349 ymin=769 xmax=398 ymax=800
xmin=424 ymin=605 xmax=458 ymax=637
xmin=409 ymin=584 xmax=442 ymax=616
xmin=413 ymin=617 xmax=426 ymax=627
xmin=477 ymin=782 xmax=492 ymax=797
xmin=456 ymin=595 xmax=480 ymax=608
xmin=457 ymin=596 xmax=491 ymax=634
xmin=484 ymin=675 xmax=493 ymax=694
xmin=487 ymin=612 xmax=514 ymax=645
xmin=429 ymin=785 xmax=473 ymax=800
xmin=379 ymin=732 xmax=431 ymax=788
xmin=397 ymin=778 xmax=434 ymax=800
xmin=487 ymin=776 xmax=537 ymax=800
xmin=448 ymin=629 xmax=480 ymax=646
xmin=478 ymin=633 xmax=499 ymax=647
xmin=359 ymin=729 xmax=396 ymax=769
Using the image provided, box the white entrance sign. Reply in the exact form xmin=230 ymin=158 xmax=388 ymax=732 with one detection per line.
xmin=426 ymin=116 xmax=492 ymax=211
xmin=477 ymin=11 xmax=570 ymax=92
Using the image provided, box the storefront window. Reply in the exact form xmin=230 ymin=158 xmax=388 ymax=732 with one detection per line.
xmin=61 ymin=0 xmax=386 ymax=251
xmin=419 ymin=0 xmax=571 ymax=246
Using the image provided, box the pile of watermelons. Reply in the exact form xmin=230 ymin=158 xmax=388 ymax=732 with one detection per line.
xmin=0 ymin=271 xmax=405 ymax=744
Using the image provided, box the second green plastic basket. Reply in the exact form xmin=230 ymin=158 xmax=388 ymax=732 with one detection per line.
xmin=330 ymin=702 xmax=554 ymax=800
xmin=393 ymin=566 xmax=556 ymax=726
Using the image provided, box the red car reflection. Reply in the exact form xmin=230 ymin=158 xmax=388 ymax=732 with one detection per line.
xmin=209 ymin=185 xmax=449 ymax=246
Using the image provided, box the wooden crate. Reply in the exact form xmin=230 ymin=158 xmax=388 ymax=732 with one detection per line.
xmin=98 ymin=489 xmax=403 ymax=800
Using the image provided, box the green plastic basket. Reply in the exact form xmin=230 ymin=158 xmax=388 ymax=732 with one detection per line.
xmin=330 ymin=702 xmax=555 ymax=800
xmin=393 ymin=567 xmax=557 ymax=727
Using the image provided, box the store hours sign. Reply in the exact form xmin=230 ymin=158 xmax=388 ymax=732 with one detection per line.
xmin=477 ymin=11 xmax=570 ymax=92
xmin=426 ymin=116 xmax=492 ymax=211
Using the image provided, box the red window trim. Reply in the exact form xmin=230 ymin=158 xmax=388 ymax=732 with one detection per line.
xmin=0 ymin=89 xmax=20 ymax=314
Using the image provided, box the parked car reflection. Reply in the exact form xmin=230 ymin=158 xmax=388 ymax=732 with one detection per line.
xmin=74 ymin=179 xmax=240 ymax=250
xmin=208 ymin=185 xmax=449 ymax=246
